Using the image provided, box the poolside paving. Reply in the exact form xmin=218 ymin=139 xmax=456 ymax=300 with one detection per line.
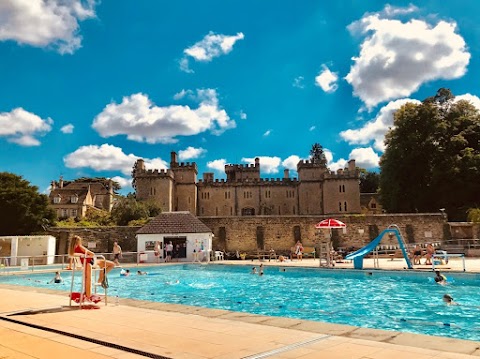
xmin=1 ymin=258 xmax=480 ymax=358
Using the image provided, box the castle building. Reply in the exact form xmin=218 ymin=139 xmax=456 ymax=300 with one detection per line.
xmin=49 ymin=178 xmax=114 ymax=219
xmin=132 ymin=152 xmax=361 ymax=216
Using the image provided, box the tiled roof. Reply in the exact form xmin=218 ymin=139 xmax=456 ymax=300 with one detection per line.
xmin=49 ymin=188 xmax=88 ymax=205
xmin=137 ymin=211 xmax=212 ymax=234
xmin=360 ymin=193 xmax=381 ymax=207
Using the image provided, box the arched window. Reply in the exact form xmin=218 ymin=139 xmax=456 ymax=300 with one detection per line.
xmin=339 ymin=202 xmax=342 ymax=211
xmin=344 ymin=201 xmax=348 ymax=211
xmin=241 ymin=207 xmax=255 ymax=216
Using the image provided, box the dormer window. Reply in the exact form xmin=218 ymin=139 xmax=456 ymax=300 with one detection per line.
xmin=71 ymin=195 xmax=78 ymax=204
xmin=53 ymin=195 xmax=61 ymax=204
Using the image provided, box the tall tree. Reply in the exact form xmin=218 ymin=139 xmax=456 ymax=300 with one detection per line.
xmin=310 ymin=143 xmax=327 ymax=166
xmin=359 ymin=169 xmax=380 ymax=193
xmin=0 ymin=172 xmax=56 ymax=235
xmin=380 ymin=88 xmax=480 ymax=220
xmin=111 ymin=194 xmax=161 ymax=226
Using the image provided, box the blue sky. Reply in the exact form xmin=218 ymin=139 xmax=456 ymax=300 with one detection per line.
xmin=1 ymin=1 xmax=479 ymax=194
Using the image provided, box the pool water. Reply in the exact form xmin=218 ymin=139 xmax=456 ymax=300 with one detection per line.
xmin=2 ymin=264 xmax=480 ymax=342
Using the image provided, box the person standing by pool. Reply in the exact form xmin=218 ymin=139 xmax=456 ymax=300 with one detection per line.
xmin=165 ymin=241 xmax=173 ymax=262
xmin=412 ymin=244 xmax=422 ymax=265
xmin=112 ymin=241 xmax=122 ymax=266
xmin=425 ymin=243 xmax=434 ymax=265
xmin=68 ymin=235 xmax=115 ymax=300
xmin=294 ymin=241 xmax=303 ymax=261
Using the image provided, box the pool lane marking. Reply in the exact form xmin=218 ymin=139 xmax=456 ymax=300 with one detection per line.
xmin=241 ymin=334 xmax=331 ymax=359
xmin=0 ymin=314 xmax=172 ymax=359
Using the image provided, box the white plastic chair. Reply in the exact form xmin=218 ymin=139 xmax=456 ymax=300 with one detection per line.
xmin=215 ymin=251 xmax=224 ymax=261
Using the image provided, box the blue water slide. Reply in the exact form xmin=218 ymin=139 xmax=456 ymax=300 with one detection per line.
xmin=345 ymin=227 xmax=413 ymax=270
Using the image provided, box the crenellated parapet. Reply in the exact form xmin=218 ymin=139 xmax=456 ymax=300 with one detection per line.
xmin=171 ymin=161 xmax=198 ymax=173
xmin=197 ymin=177 xmax=299 ymax=187
xmin=134 ymin=167 xmax=174 ymax=179
xmin=324 ymin=168 xmax=359 ymax=179
xmin=296 ymin=159 xmax=327 ymax=170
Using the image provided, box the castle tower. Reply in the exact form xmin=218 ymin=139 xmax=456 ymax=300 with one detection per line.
xmin=225 ymin=157 xmax=260 ymax=181
xmin=296 ymin=159 xmax=327 ymax=215
xmin=170 ymin=152 xmax=198 ymax=214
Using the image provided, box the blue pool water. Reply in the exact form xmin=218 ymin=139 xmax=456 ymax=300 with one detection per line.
xmin=2 ymin=264 xmax=480 ymax=342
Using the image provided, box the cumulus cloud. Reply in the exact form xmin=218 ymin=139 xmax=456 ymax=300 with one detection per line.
xmin=293 ymin=76 xmax=305 ymax=89
xmin=239 ymin=111 xmax=247 ymax=120
xmin=282 ymin=155 xmax=302 ymax=171
xmin=324 ymin=149 xmax=348 ymax=172
xmin=64 ymin=144 xmax=167 ymax=176
xmin=263 ymin=130 xmax=271 ymax=137
xmin=242 ymin=156 xmax=281 ymax=174
xmin=340 ymin=98 xmax=420 ymax=151
xmin=178 ymin=146 xmax=206 ymax=160
xmin=92 ymin=89 xmax=235 ymax=144
xmin=180 ymin=31 xmax=244 ymax=72
xmin=0 ymin=107 xmax=52 ymax=146
xmin=173 ymin=89 xmax=191 ymax=100
xmin=207 ymin=159 xmax=227 ymax=172
xmin=315 ymin=65 xmax=338 ymax=93
xmin=0 ymin=0 xmax=96 ymax=54
xmin=60 ymin=124 xmax=74 ymax=134
xmin=111 ymin=176 xmax=132 ymax=190
xmin=383 ymin=4 xmax=418 ymax=17
xmin=346 ymin=11 xmax=470 ymax=108
xmin=349 ymin=147 xmax=380 ymax=169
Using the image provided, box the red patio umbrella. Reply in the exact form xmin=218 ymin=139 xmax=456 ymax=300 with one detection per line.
xmin=315 ymin=218 xmax=346 ymax=229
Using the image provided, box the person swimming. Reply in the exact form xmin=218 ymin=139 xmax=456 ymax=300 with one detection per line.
xmin=443 ymin=294 xmax=457 ymax=305
xmin=434 ymin=270 xmax=447 ymax=284
xmin=120 ymin=269 xmax=130 ymax=276
xmin=49 ymin=271 xmax=63 ymax=284
xmin=137 ymin=270 xmax=147 ymax=275
xmin=251 ymin=267 xmax=257 ymax=274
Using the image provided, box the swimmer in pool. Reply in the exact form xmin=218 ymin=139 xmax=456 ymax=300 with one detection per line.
xmin=49 ymin=271 xmax=63 ymax=284
xmin=434 ymin=271 xmax=447 ymax=285
xmin=443 ymin=294 xmax=457 ymax=305
xmin=251 ymin=267 xmax=257 ymax=274
xmin=137 ymin=270 xmax=148 ymax=275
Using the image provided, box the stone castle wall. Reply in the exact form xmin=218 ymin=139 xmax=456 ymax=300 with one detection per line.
xmin=200 ymin=213 xmax=448 ymax=252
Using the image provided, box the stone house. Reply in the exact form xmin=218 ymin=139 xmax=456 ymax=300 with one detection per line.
xmin=49 ymin=177 xmax=114 ymax=219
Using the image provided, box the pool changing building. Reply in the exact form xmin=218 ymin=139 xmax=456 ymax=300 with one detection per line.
xmin=136 ymin=211 xmax=213 ymax=263
xmin=0 ymin=235 xmax=56 ymax=266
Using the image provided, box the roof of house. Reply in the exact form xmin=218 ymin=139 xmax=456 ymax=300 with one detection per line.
xmin=137 ymin=211 xmax=212 ymax=234
xmin=360 ymin=193 xmax=381 ymax=207
xmin=49 ymin=188 xmax=89 ymax=205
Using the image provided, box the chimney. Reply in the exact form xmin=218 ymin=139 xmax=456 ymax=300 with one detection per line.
xmin=59 ymin=176 xmax=64 ymax=188
xmin=348 ymin=159 xmax=356 ymax=172
xmin=170 ymin=151 xmax=178 ymax=166
xmin=255 ymin=157 xmax=260 ymax=167
xmin=108 ymin=179 xmax=113 ymax=194
xmin=50 ymin=181 xmax=56 ymax=191
xmin=284 ymin=169 xmax=289 ymax=179
xmin=136 ymin=159 xmax=145 ymax=171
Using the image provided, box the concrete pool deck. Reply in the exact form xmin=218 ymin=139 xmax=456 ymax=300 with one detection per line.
xmin=1 ymin=259 xmax=480 ymax=358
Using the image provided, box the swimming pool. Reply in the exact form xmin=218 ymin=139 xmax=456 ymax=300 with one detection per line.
xmin=2 ymin=264 xmax=480 ymax=342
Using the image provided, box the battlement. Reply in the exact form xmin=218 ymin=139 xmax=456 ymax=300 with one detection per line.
xmin=171 ymin=161 xmax=198 ymax=173
xmin=324 ymin=168 xmax=359 ymax=179
xmin=135 ymin=168 xmax=174 ymax=179
xmin=197 ymin=177 xmax=299 ymax=187
xmin=296 ymin=159 xmax=328 ymax=170
xmin=225 ymin=163 xmax=259 ymax=171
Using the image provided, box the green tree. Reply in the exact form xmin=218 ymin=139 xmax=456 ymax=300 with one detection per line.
xmin=467 ymin=208 xmax=480 ymax=223
xmin=310 ymin=143 xmax=327 ymax=166
xmin=0 ymin=172 xmax=56 ymax=235
xmin=380 ymin=88 xmax=480 ymax=220
xmin=111 ymin=194 xmax=161 ymax=226
xmin=359 ymin=169 xmax=380 ymax=193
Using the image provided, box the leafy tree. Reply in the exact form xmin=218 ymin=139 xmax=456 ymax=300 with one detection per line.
xmin=359 ymin=169 xmax=380 ymax=193
xmin=467 ymin=208 xmax=480 ymax=223
xmin=0 ymin=172 xmax=56 ymax=235
xmin=54 ymin=177 xmax=121 ymax=192
xmin=380 ymin=88 xmax=480 ymax=220
xmin=310 ymin=143 xmax=327 ymax=166
xmin=111 ymin=194 xmax=161 ymax=226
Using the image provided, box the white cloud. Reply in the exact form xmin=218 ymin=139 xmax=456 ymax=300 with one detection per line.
xmin=64 ymin=144 xmax=168 ymax=176
xmin=282 ymin=155 xmax=302 ymax=171
xmin=349 ymin=147 xmax=380 ymax=169
xmin=173 ymin=89 xmax=191 ymax=100
xmin=180 ymin=31 xmax=244 ymax=72
xmin=184 ymin=31 xmax=244 ymax=62
xmin=239 ymin=111 xmax=247 ymax=120
xmin=293 ymin=76 xmax=305 ymax=89
xmin=111 ymin=176 xmax=132 ymax=190
xmin=346 ymin=12 xmax=470 ymax=108
xmin=309 ymin=126 xmax=316 ymax=132
xmin=383 ymin=4 xmax=418 ymax=17
xmin=324 ymin=149 xmax=348 ymax=172
xmin=242 ymin=156 xmax=281 ymax=174
xmin=178 ymin=146 xmax=206 ymax=160
xmin=315 ymin=65 xmax=338 ymax=93
xmin=207 ymin=159 xmax=227 ymax=172
xmin=60 ymin=124 xmax=74 ymax=134
xmin=340 ymin=98 xmax=420 ymax=151
xmin=0 ymin=0 xmax=96 ymax=54
xmin=0 ymin=107 xmax=52 ymax=146
xmin=456 ymin=93 xmax=480 ymax=110
xmin=263 ymin=130 xmax=271 ymax=137
xmin=92 ymin=90 xmax=235 ymax=144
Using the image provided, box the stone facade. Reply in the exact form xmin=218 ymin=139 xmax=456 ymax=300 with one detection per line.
xmin=133 ymin=152 xmax=361 ymax=217
xmin=200 ymin=213 xmax=448 ymax=252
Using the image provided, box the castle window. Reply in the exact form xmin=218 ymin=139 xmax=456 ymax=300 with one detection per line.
xmin=344 ymin=201 xmax=348 ymax=211
xmin=230 ymin=207 xmax=233 ymax=215
xmin=339 ymin=185 xmax=342 ymax=192
xmin=293 ymin=206 xmax=296 ymax=214
xmin=70 ymin=195 xmax=78 ymax=204
xmin=339 ymin=202 xmax=342 ymax=211
xmin=154 ymin=188 xmax=156 ymax=195
xmin=71 ymin=209 xmax=78 ymax=217
xmin=188 ymin=196 xmax=191 ymax=204
xmin=53 ymin=195 xmax=61 ymax=204
xmin=225 ymin=192 xmax=227 ymax=199
xmin=241 ymin=207 xmax=255 ymax=216
xmin=207 ymin=192 xmax=210 ymax=199
xmin=371 ymin=202 xmax=376 ymax=209
xmin=343 ymin=185 xmax=345 ymax=192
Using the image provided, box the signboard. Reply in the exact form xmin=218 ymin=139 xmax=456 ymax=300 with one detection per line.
xmin=87 ymin=241 xmax=96 ymax=249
